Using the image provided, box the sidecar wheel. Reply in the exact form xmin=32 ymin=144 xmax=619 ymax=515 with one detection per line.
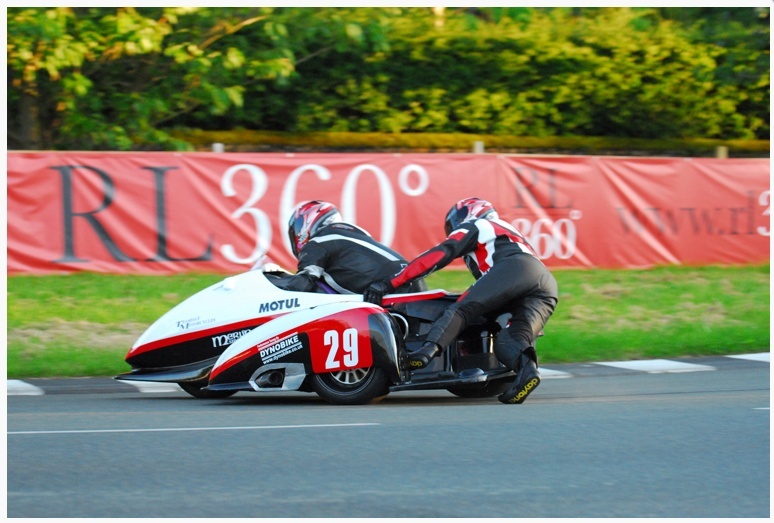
xmin=310 ymin=366 xmax=389 ymax=405
xmin=446 ymin=378 xmax=511 ymax=399
xmin=179 ymin=380 xmax=237 ymax=399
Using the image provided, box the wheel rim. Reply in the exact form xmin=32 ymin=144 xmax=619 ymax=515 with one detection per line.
xmin=327 ymin=367 xmax=370 ymax=387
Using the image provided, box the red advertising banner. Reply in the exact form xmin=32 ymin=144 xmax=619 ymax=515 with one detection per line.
xmin=6 ymin=152 xmax=770 ymax=275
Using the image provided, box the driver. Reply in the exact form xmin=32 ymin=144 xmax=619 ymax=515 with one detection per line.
xmin=363 ymin=197 xmax=558 ymax=405
xmin=284 ymin=200 xmax=427 ymax=295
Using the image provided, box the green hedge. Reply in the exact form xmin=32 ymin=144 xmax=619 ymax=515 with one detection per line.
xmin=173 ymin=129 xmax=770 ymax=157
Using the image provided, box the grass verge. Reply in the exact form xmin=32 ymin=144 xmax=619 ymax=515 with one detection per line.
xmin=6 ymin=264 xmax=770 ymax=378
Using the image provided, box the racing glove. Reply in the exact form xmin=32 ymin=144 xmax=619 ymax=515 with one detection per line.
xmin=363 ymin=280 xmax=394 ymax=304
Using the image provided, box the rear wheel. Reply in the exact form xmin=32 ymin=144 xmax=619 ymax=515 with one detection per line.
xmin=310 ymin=366 xmax=389 ymax=405
xmin=446 ymin=378 xmax=511 ymax=399
xmin=179 ymin=379 xmax=237 ymax=399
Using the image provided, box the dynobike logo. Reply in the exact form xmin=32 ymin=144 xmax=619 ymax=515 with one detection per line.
xmin=258 ymin=332 xmax=303 ymax=364
xmin=258 ymin=298 xmax=301 ymax=314
xmin=211 ymin=329 xmax=253 ymax=348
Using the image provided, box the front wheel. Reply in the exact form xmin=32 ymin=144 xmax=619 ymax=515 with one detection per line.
xmin=310 ymin=366 xmax=390 ymax=405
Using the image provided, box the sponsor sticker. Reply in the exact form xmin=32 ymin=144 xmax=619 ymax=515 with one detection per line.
xmin=176 ymin=316 xmax=217 ymax=330
xmin=258 ymin=298 xmax=301 ymax=314
xmin=258 ymin=332 xmax=303 ymax=364
xmin=211 ymin=329 xmax=253 ymax=348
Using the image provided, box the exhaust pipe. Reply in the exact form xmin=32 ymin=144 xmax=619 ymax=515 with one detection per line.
xmin=389 ymin=313 xmax=409 ymax=339
xmin=255 ymin=370 xmax=284 ymax=388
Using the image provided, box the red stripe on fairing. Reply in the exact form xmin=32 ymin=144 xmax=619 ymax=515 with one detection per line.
xmin=209 ymin=344 xmax=260 ymax=380
xmin=127 ymin=316 xmax=277 ymax=358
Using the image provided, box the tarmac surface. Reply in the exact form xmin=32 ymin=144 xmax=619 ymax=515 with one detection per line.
xmin=7 ymin=352 xmax=770 ymax=518
xmin=8 ymin=351 xmax=770 ymax=396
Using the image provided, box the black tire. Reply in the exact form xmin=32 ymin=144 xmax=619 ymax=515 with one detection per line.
xmin=446 ymin=378 xmax=511 ymax=399
xmin=179 ymin=380 xmax=237 ymax=399
xmin=310 ymin=366 xmax=390 ymax=405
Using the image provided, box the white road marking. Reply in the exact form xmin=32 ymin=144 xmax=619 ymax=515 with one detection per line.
xmin=539 ymin=368 xmax=573 ymax=379
xmin=594 ymin=359 xmax=715 ymax=373
xmin=726 ymin=352 xmax=770 ymax=363
xmin=6 ymin=380 xmax=45 ymax=395
xmin=7 ymin=423 xmax=381 ymax=436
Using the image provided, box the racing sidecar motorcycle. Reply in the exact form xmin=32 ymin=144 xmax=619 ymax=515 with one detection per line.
xmin=115 ymin=266 xmax=518 ymax=405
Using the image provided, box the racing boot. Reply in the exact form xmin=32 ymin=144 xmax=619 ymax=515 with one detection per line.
xmin=498 ymin=347 xmax=540 ymax=404
xmin=408 ymin=342 xmax=441 ymax=370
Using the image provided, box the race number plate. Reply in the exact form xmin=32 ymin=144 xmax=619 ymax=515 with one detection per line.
xmin=307 ymin=309 xmax=374 ymax=373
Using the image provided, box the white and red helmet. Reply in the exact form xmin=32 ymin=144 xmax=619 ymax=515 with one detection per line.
xmin=444 ymin=197 xmax=498 ymax=235
xmin=287 ymin=200 xmax=342 ymax=257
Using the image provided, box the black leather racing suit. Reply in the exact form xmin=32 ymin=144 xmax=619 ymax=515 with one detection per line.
xmin=286 ymin=222 xmax=427 ymax=295
xmin=384 ymin=217 xmax=558 ymax=370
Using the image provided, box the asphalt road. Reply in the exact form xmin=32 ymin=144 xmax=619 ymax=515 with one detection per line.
xmin=7 ymin=356 xmax=770 ymax=518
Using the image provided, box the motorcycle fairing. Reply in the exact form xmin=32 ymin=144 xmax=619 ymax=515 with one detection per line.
xmin=122 ymin=269 xmax=362 ymax=370
xmin=125 ymin=319 xmax=268 ymax=369
xmin=115 ymin=355 xmax=222 ymax=383
xmin=208 ymin=301 xmax=400 ymax=391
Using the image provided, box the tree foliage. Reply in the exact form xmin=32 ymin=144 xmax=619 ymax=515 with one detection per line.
xmin=7 ymin=7 xmax=388 ymax=150
xmin=7 ymin=7 xmax=769 ymax=150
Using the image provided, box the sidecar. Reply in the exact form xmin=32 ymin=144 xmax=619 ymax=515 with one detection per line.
xmin=115 ymin=268 xmax=363 ymax=398
xmin=205 ymin=289 xmax=517 ymax=405
xmin=116 ymin=268 xmax=517 ymax=404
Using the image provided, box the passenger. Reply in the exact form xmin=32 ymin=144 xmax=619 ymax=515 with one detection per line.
xmin=364 ymin=197 xmax=558 ymax=404
xmin=284 ymin=200 xmax=427 ymax=295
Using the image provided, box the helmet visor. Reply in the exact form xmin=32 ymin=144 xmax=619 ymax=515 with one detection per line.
xmin=288 ymin=214 xmax=308 ymax=258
